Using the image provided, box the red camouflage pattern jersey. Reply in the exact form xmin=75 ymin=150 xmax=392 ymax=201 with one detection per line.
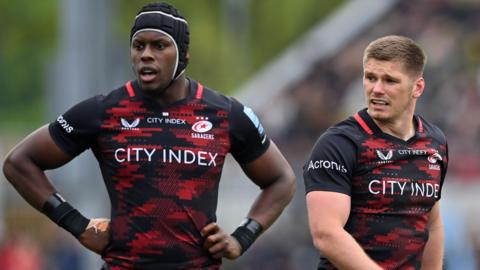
xmin=49 ymin=79 xmax=270 ymax=270
xmin=303 ymin=108 xmax=448 ymax=270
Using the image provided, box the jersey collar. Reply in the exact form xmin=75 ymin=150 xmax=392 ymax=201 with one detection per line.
xmin=355 ymin=108 xmax=424 ymax=137
xmin=124 ymin=78 xmax=203 ymax=102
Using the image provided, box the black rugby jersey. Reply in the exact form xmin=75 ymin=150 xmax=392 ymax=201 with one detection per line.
xmin=303 ymin=108 xmax=448 ymax=270
xmin=49 ymin=79 xmax=270 ymax=270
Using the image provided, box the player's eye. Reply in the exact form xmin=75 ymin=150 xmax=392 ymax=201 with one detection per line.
xmin=132 ymin=42 xmax=144 ymax=50
xmin=385 ymin=78 xmax=398 ymax=84
xmin=365 ymin=74 xmax=376 ymax=82
xmin=155 ymin=42 xmax=166 ymax=50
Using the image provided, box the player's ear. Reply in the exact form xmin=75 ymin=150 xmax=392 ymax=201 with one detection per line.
xmin=412 ymin=77 xmax=424 ymax=99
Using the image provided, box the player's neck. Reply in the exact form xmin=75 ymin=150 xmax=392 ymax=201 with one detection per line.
xmin=152 ymin=77 xmax=189 ymax=106
xmin=374 ymin=116 xmax=415 ymax=141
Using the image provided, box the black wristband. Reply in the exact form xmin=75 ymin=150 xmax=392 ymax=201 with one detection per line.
xmin=42 ymin=193 xmax=89 ymax=238
xmin=231 ymin=218 xmax=263 ymax=254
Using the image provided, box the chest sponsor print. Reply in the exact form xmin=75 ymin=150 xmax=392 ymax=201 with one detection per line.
xmin=367 ymin=179 xmax=440 ymax=198
xmin=114 ymin=147 xmax=218 ymax=166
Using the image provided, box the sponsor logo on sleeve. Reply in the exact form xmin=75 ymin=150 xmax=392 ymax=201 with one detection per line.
xmin=243 ymin=106 xmax=267 ymax=144
xmin=307 ymin=160 xmax=348 ymax=173
xmin=56 ymin=115 xmax=74 ymax=133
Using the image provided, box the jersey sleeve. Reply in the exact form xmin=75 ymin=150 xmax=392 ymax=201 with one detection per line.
xmin=303 ymin=131 xmax=357 ymax=195
xmin=438 ymin=134 xmax=449 ymax=200
xmin=229 ymin=98 xmax=270 ymax=164
xmin=48 ymin=96 xmax=102 ymax=157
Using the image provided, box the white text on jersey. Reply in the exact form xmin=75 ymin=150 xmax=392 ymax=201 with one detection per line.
xmin=114 ymin=147 xmax=218 ymax=166
xmin=307 ymin=160 xmax=348 ymax=173
xmin=368 ymin=179 xmax=440 ymax=198
xmin=146 ymin=117 xmax=186 ymax=125
xmin=57 ymin=115 xmax=74 ymax=133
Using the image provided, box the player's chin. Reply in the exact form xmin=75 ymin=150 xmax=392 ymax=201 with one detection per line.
xmin=138 ymin=80 xmax=167 ymax=93
xmin=138 ymin=80 xmax=154 ymax=91
xmin=368 ymin=108 xmax=390 ymax=121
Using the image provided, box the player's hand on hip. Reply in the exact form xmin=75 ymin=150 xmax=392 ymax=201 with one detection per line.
xmin=201 ymin=222 xmax=242 ymax=260
xmin=78 ymin=218 xmax=111 ymax=255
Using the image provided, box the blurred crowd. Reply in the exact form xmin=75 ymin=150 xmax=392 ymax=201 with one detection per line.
xmin=282 ymin=0 xmax=480 ymax=181
xmin=0 ymin=204 xmax=84 ymax=270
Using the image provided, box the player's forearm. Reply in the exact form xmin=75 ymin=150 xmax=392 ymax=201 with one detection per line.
xmin=247 ymin=170 xmax=296 ymax=230
xmin=313 ymin=228 xmax=383 ymax=270
xmin=4 ymin=152 xmax=91 ymax=238
xmin=421 ymin=221 xmax=444 ymax=270
xmin=228 ymin=172 xmax=294 ymax=255
xmin=3 ymin=151 xmax=56 ymax=209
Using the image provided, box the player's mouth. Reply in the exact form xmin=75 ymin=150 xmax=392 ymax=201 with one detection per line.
xmin=370 ymin=99 xmax=389 ymax=109
xmin=139 ymin=67 xmax=159 ymax=83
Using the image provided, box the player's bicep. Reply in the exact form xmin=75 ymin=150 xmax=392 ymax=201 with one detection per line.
xmin=240 ymin=141 xmax=292 ymax=188
xmin=8 ymin=125 xmax=74 ymax=170
xmin=306 ymin=190 xmax=351 ymax=231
